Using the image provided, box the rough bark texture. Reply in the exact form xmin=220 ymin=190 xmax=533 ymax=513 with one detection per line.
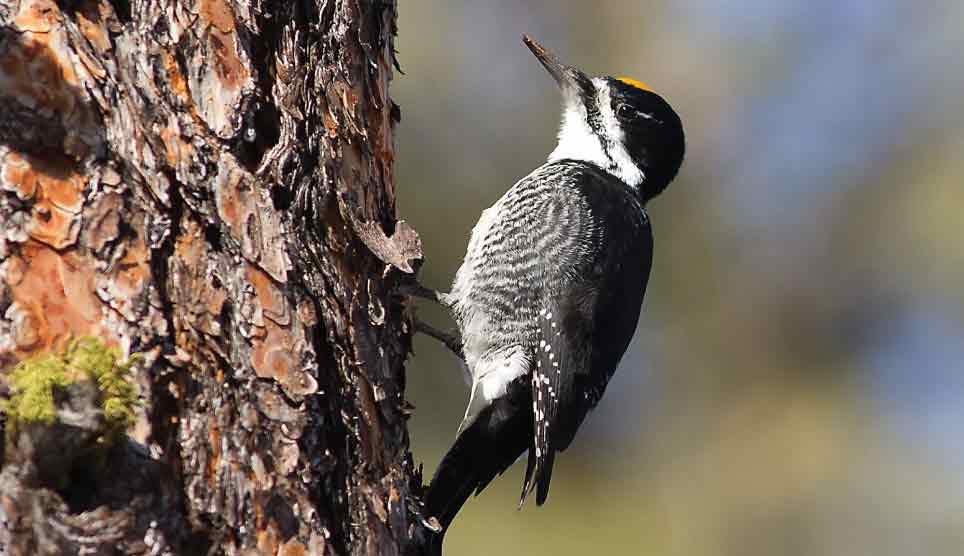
xmin=0 ymin=1 xmax=428 ymax=555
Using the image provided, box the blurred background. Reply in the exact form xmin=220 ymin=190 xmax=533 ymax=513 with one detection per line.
xmin=393 ymin=2 xmax=964 ymax=555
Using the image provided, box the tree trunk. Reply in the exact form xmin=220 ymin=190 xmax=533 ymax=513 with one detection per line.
xmin=0 ymin=1 xmax=428 ymax=555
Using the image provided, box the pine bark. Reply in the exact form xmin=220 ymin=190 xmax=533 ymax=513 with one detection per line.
xmin=0 ymin=1 xmax=427 ymax=555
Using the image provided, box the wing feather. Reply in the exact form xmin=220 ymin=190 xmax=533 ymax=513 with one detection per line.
xmin=519 ymin=164 xmax=653 ymax=506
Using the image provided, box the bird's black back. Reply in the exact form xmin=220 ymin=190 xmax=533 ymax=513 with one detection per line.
xmin=427 ymin=160 xmax=654 ymax=545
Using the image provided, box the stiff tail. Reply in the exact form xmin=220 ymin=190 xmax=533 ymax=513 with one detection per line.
xmin=424 ymin=389 xmax=531 ymax=553
xmin=424 ymin=428 xmax=482 ymax=535
xmin=520 ymin=446 xmax=556 ymax=507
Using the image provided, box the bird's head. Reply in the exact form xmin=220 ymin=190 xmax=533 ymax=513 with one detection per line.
xmin=523 ymin=35 xmax=685 ymax=203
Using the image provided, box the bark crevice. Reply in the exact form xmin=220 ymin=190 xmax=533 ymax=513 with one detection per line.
xmin=1 ymin=0 xmax=428 ymax=554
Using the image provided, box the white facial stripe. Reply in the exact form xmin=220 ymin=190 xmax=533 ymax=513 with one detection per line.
xmin=593 ymin=79 xmax=645 ymax=186
xmin=547 ymin=79 xmax=644 ymax=187
xmin=547 ymin=101 xmax=609 ymax=169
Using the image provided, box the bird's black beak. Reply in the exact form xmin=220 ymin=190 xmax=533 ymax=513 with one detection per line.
xmin=523 ymin=35 xmax=592 ymax=98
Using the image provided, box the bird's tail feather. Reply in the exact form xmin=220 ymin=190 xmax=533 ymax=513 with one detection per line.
xmin=424 ymin=434 xmax=480 ymax=535
xmin=520 ymin=447 xmax=556 ymax=507
xmin=424 ymin=390 xmax=531 ymax=552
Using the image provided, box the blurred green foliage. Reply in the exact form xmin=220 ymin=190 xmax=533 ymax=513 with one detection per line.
xmin=394 ymin=2 xmax=964 ymax=555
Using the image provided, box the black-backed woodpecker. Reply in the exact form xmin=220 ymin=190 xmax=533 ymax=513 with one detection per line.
xmin=422 ymin=35 xmax=685 ymax=548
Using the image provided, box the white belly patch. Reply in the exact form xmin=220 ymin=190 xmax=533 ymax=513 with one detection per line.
xmin=457 ymin=348 xmax=530 ymax=434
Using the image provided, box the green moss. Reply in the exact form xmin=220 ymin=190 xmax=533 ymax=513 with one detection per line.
xmin=3 ymin=353 xmax=72 ymax=426
xmin=66 ymin=337 xmax=139 ymax=435
xmin=3 ymin=337 xmax=139 ymax=441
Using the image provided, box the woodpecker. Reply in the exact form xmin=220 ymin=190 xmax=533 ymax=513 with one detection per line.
xmin=422 ymin=35 xmax=685 ymax=545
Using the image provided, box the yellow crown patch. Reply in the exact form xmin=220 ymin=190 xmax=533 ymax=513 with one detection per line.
xmin=617 ymin=77 xmax=653 ymax=93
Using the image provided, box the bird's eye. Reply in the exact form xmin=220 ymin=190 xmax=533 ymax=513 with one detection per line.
xmin=615 ymin=103 xmax=636 ymax=121
xmin=615 ymin=103 xmax=659 ymax=125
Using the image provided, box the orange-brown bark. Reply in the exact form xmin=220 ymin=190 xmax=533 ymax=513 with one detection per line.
xmin=0 ymin=1 xmax=427 ymax=554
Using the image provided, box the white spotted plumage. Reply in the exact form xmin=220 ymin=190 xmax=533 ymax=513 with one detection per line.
xmin=448 ymin=159 xmax=603 ymax=432
xmin=424 ymin=37 xmax=682 ymax=541
xmin=434 ymin=37 xmax=662 ymax=513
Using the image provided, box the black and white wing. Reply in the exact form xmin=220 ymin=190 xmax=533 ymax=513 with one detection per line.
xmin=520 ymin=162 xmax=654 ymax=506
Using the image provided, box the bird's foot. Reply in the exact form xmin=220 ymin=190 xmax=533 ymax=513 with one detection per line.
xmin=395 ymin=278 xmax=461 ymax=358
xmin=397 ymin=281 xmax=452 ymax=308
xmin=413 ymin=318 xmax=464 ymax=361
